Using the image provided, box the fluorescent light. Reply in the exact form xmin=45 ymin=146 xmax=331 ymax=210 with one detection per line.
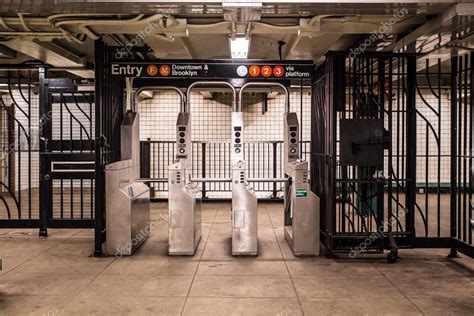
xmin=223 ymin=1 xmax=262 ymax=21
xmin=230 ymin=37 xmax=250 ymax=59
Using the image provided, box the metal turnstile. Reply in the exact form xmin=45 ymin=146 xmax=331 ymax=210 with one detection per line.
xmin=283 ymin=113 xmax=320 ymax=256
xmin=106 ymin=166 xmax=151 ymax=256
xmin=106 ymin=112 xmax=151 ymax=256
xmin=231 ymin=112 xmax=258 ymax=256
xmin=168 ymin=112 xmax=202 ymax=255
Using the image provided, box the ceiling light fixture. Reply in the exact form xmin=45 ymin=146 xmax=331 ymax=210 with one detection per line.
xmin=230 ymin=36 xmax=250 ymax=59
xmin=223 ymin=1 xmax=262 ymax=21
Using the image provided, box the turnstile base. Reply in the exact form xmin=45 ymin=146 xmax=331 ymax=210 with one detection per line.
xmin=284 ymin=225 xmax=319 ymax=256
xmin=232 ymin=251 xmax=258 ymax=256
xmin=169 ymin=236 xmax=202 ymax=256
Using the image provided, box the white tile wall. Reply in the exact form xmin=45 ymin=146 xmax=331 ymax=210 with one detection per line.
xmin=414 ymin=89 xmax=453 ymax=184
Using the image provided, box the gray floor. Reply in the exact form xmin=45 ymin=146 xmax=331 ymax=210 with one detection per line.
xmin=0 ymin=202 xmax=473 ymax=315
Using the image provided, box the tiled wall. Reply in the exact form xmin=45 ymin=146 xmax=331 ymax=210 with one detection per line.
xmin=414 ymin=89 xmax=454 ymax=185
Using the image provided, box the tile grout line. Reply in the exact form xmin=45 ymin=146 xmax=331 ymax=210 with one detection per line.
xmin=375 ymin=266 xmax=425 ymax=315
xmin=4 ymin=235 xmax=69 ymax=275
xmin=58 ymin=255 xmax=118 ymax=313
xmin=49 ymin=224 xmax=124 ymax=313
xmin=2 ymin=231 xmax=108 ymax=314
xmin=268 ymin=205 xmax=306 ymax=316
xmin=179 ymin=206 xmax=218 ymax=316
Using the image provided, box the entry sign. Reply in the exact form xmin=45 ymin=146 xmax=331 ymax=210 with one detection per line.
xmin=110 ymin=60 xmax=313 ymax=79
xmin=296 ymin=189 xmax=308 ymax=198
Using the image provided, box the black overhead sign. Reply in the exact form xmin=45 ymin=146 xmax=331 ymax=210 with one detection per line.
xmin=109 ymin=60 xmax=314 ymax=79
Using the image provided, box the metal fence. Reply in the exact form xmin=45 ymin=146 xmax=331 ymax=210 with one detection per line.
xmin=140 ymin=140 xmax=310 ymax=199
xmin=312 ymin=51 xmax=473 ymax=259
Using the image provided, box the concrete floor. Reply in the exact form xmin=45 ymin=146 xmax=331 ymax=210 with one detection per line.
xmin=0 ymin=202 xmax=473 ymax=315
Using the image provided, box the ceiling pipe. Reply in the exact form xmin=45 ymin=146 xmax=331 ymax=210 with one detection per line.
xmin=230 ymin=21 xmax=236 ymax=40
xmin=252 ymin=22 xmax=299 ymax=33
xmin=78 ymin=25 xmax=99 ymax=40
xmin=187 ymin=21 xmax=231 ymax=30
xmin=245 ymin=22 xmax=252 ymax=40
xmin=156 ymin=19 xmax=175 ymax=42
xmin=52 ymin=14 xmax=146 ymax=28
xmin=0 ymin=31 xmax=64 ymax=37
xmin=50 ymin=14 xmax=173 ymax=43
xmin=47 ymin=13 xmax=119 ymax=23
xmin=17 ymin=13 xmax=33 ymax=31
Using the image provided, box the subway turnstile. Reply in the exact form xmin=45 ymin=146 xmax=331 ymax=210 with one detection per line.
xmin=231 ymin=112 xmax=258 ymax=256
xmin=168 ymin=113 xmax=202 ymax=255
xmin=283 ymin=113 xmax=320 ymax=256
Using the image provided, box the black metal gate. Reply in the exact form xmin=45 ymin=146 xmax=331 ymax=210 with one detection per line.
xmin=39 ymin=76 xmax=95 ymax=236
xmin=450 ymin=52 xmax=473 ymax=256
xmin=312 ymin=51 xmax=473 ymax=260
xmin=0 ymin=65 xmax=97 ymax=237
xmin=0 ymin=69 xmax=39 ymax=228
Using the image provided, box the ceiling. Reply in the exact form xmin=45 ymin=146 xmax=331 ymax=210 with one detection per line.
xmin=0 ymin=1 xmax=472 ymax=78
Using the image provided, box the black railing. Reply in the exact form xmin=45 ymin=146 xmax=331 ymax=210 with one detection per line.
xmin=140 ymin=140 xmax=310 ymax=199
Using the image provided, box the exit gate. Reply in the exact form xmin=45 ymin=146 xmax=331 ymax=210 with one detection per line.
xmin=39 ymin=75 xmax=96 ymax=236
xmin=0 ymin=65 xmax=96 ymax=237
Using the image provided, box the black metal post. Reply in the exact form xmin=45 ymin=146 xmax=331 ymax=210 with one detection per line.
xmin=140 ymin=141 xmax=151 ymax=179
xmin=377 ymin=57 xmax=385 ymax=249
xmin=470 ymin=52 xmax=474 ymax=245
xmin=6 ymin=105 xmax=14 ymax=191
xmin=272 ymin=142 xmax=278 ymax=199
xmin=406 ymin=55 xmax=417 ymax=243
xmin=38 ymin=66 xmax=48 ymax=237
xmin=201 ymin=142 xmax=207 ymax=199
xmin=300 ymin=79 xmax=304 ymax=157
xmin=94 ymin=39 xmax=105 ymax=257
xmin=450 ymin=54 xmax=458 ymax=257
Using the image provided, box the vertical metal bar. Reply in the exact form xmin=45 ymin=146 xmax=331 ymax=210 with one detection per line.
xmin=470 ymin=52 xmax=474 ymax=245
xmin=396 ymin=57 xmax=401 ymax=220
xmin=140 ymin=141 xmax=151 ymax=178
xmin=402 ymin=58 xmax=406 ymax=194
xmin=69 ymin=96 xmax=73 ymax=219
xmin=406 ymin=55 xmax=417 ymax=242
xmin=437 ymin=59 xmax=442 ymax=237
xmin=388 ymin=58 xmax=393 ymax=233
xmin=7 ymin=102 xmax=14 ymax=193
xmin=450 ymin=54 xmax=458 ymax=243
xmin=202 ymin=142 xmax=206 ymax=199
xmin=27 ymin=70 xmax=32 ymax=219
xmin=377 ymin=57 xmax=385 ymax=244
xmin=461 ymin=53 xmax=468 ymax=241
xmin=300 ymin=79 xmax=303 ymax=157
xmin=458 ymin=57 xmax=463 ymax=240
xmin=17 ymin=128 xmax=21 ymax=218
xmin=38 ymin=66 xmax=48 ymax=237
xmin=94 ymin=39 xmax=105 ymax=257
xmin=272 ymin=142 xmax=277 ymax=198
xmin=425 ymin=124 xmax=429 ymax=236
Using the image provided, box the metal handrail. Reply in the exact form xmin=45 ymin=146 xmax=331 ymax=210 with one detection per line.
xmin=134 ymin=86 xmax=186 ymax=112
xmin=238 ymin=82 xmax=290 ymax=112
xmin=186 ymin=81 xmax=236 ymax=113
